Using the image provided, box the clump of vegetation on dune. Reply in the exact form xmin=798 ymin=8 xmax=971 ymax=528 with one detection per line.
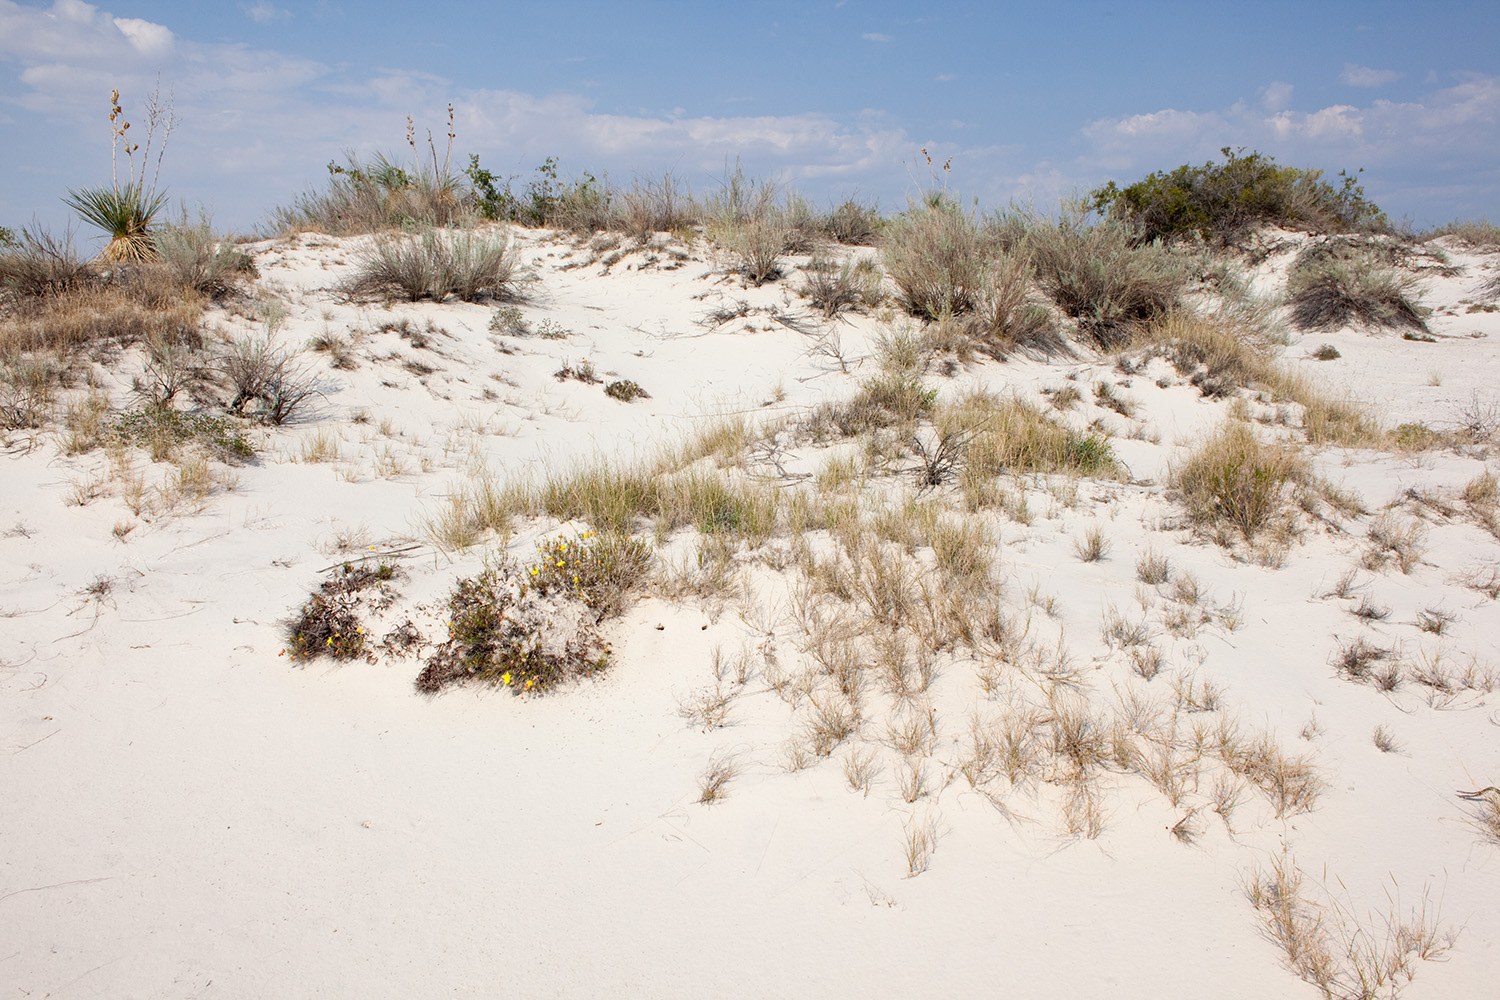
xmin=1091 ymin=147 xmax=1390 ymax=245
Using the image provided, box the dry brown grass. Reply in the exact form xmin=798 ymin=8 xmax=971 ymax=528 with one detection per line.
xmin=1 ymin=274 xmax=204 ymax=355
xmin=1247 ymin=854 xmax=1454 ymax=998
xmin=1170 ymin=420 xmax=1309 ymax=542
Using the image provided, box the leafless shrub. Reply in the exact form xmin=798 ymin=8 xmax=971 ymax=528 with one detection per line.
xmin=0 ymin=226 xmax=94 ymax=298
xmin=219 ymin=336 xmax=320 ymax=424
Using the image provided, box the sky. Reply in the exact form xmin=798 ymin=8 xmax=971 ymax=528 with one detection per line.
xmin=1 ymin=0 xmax=1497 ymax=240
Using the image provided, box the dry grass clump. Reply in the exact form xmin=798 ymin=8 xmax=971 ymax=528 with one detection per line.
xmin=1463 ymin=788 xmax=1500 ymax=847
xmin=0 ymin=227 xmax=95 ymax=299
xmin=937 ymin=389 xmax=1120 ymax=499
xmin=343 ymin=225 xmax=521 ymax=302
xmin=799 ymin=252 xmax=883 ymax=318
xmin=1170 ymin=421 xmax=1309 ymax=542
xmin=696 ymin=750 xmax=740 ymax=804
xmin=1 ymin=265 xmax=206 ymax=357
xmin=1287 ymin=239 xmax=1430 ymax=334
xmin=1246 ymin=854 xmax=1453 ymax=999
xmin=1421 ymin=219 xmax=1500 ymax=248
xmin=615 ymin=173 xmax=700 ymax=240
xmin=1136 ymin=310 xmax=1274 ymax=398
xmin=1135 ymin=312 xmax=1383 ymax=447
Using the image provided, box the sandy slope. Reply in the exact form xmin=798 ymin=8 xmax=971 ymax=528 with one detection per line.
xmin=3 ymin=228 xmax=1499 ymax=998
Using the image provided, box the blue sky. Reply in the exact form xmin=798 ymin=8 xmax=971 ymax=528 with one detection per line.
xmin=2 ymin=0 xmax=1497 ymax=238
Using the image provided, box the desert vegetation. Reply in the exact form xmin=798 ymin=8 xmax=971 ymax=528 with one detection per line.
xmin=6 ymin=100 xmax=1499 ymax=999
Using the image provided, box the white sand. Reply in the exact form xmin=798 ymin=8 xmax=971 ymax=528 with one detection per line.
xmin=3 ymin=228 xmax=1498 ymax=997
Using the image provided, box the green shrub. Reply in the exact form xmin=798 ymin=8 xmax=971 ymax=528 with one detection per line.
xmin=1091 ymin=148 xmax=1389 ymax=244
xmin=881 ymin=195 xmax=985 ymax=319
xmin=1029 ymin=209 xmax=1186 ymax=348
xmin=1286 ymin=239 xmax=1429 ymax=333
xmin=344 ymin=226 xmax=521 ymax=302
xmin=112 ymin=404 xmax=255 ymax=462
xmin=604 ymin=379 xmax=650 ymax=402
xmin=152 ymin=214 xmax=257 ymax=298
xmin=277 ymin=150 xmax=473 ymax=235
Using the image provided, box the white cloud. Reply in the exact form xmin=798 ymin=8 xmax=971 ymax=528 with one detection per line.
xmin=1341 ymin=63 xmax=1401 ymax=87
xmin=242 ymin=1 xmax=290 ymax=25
xmin=935 ymin=73 xmax=955 ymax=82
xmin=861 ymin=32 xmax=891 ymax=42
xmin=1261 ymin=81 xmax=1293 ymax=111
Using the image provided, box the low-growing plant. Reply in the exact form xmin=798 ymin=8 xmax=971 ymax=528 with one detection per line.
xmin=489 ymin=304 xmax=529 ymax=336
xmin=417 ymin=566 xmax=598 ymax=694
xmin=604 ymin=379 xmax=650 ymax=402
xmin=281 ymin=561 xmax=398 ymax=662
xmin=112 ymin=403 xmax=254 ymax=463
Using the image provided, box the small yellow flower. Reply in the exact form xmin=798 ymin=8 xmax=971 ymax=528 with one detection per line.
xmin=501 ymin=671 xmax=512 ymax=685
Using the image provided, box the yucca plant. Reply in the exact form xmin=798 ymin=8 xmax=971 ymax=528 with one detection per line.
xmin=64 ymin=183 xmax=169 ymax=263
xmin=64 ymin=87 xmax=175 ymax=262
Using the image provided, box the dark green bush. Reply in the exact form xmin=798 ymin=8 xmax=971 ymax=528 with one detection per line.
xmin=1091 ymin=148 xmax=1389 ymax=245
